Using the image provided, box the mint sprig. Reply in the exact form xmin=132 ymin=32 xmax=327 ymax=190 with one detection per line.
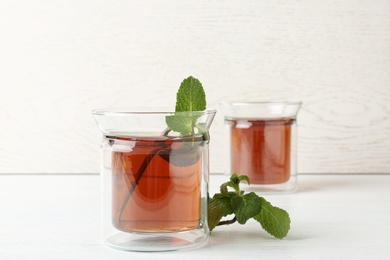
xmin=208 ymin=174 xmax=291 ymax=239
xmin=165 ymin=76 xmax=207 ymax=136
xmin=254 ymin=197 xmax=291 ymax=239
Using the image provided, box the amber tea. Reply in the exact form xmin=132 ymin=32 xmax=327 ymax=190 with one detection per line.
xmin=110 ymin=135 xmax=203 ymax=233
xmin=227 ymin=118 xmax=294 ymax=184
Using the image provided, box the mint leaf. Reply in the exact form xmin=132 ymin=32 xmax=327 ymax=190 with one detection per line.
xmin=195 ymin=122 xmax=209 ymax=141
xmin=175 ymin=76 xmax=206 ymax=112
xmin=165 ymin=76 xmax=207 ymax=136
xmin=254 ymin=197 xmax=291 ymax=239
xmin=237 ymin=175 xmax=250 ymax=185
xmin=231 ymin=192 xmax=262 ymax=225
xmin=157 ymin=143 xmax=201 ymax=167
xmin=165 ymin=114 xmax=194 ymax=136
xmin=208 ymin=192 xmax=235 ymax=231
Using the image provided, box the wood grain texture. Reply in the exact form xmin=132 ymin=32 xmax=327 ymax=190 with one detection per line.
xmin=0 ymin=0 xmax=389 ymax=173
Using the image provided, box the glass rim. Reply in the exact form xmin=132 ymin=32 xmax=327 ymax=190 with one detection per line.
xmin=220 ymin=101 xmax=302 ymax=106
xmin=92 ymin=108 xmax=217 ymax=116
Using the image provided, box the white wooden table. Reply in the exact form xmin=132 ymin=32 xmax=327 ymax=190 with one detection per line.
xmin=1 ymin=174 xmax=389 ymax=259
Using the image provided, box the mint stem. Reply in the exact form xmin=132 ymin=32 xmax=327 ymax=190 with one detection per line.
xmin=217 ymin=216 xmax=237 ymax=226
xmin=115 ymin=148 xmax=160 ymax=225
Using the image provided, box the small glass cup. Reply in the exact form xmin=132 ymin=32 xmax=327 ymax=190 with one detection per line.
xmin=220 ymin=101 xmax=302 ymax=193
xmin=93 ymin=108 xmax=216 ymax=251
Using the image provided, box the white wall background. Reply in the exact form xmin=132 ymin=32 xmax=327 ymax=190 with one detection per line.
xmin=0 ymin=0 xmax=389 ymax=174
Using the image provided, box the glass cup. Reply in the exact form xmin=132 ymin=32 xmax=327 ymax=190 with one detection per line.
xmin=220 ymin=101 xmax=302 ymax=193
xmin=93 ymin=108 xmax=216 ymax=251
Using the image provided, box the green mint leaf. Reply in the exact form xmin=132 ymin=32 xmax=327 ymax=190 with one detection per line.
xmin=195 ymin=123 xmax=209 ymax=141
xmin=213 ymin=192 xmax=236 ymax=215
xmin=165 ymin=114 xmax=194 ymax=136
xmin=208 ymin=192 xmax=236 ymax=231
xmin=208 ymin=200 xmax=224 ymax=231
xmin=238 ymin=175 xmax=250 ymax=185
xmin=231 ymin=192 xmax=262 ymax=225
xmin=230 ymin=173 xmax=240 ymax=184
xmin=157 ymin=142 xmax=201 ymax=167
xmin=175 ymin=76 xmax=206 ymax=112
xmin=165 ymin=76 xmax=207 ymax=136
xmin=254 ymin=197 xmax=291 ymax=239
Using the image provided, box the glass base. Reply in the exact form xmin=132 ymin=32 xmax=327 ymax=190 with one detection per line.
xmin=240 ymin=177 xmax=297 ymax=194
xmin=105 ymin=229 xmax=209 ymax=252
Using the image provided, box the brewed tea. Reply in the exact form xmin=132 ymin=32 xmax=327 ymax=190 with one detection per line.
xmin=111 ymin=136 xmax=203 ymax=232
xmin=227 ymin=119 xmax=294 ymax=184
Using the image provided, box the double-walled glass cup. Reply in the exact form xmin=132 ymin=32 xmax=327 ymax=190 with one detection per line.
xmin=93 ymin=108 xmax=216 ymax=251
xmin=220 ymin=101 xmax=301 ymax=193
